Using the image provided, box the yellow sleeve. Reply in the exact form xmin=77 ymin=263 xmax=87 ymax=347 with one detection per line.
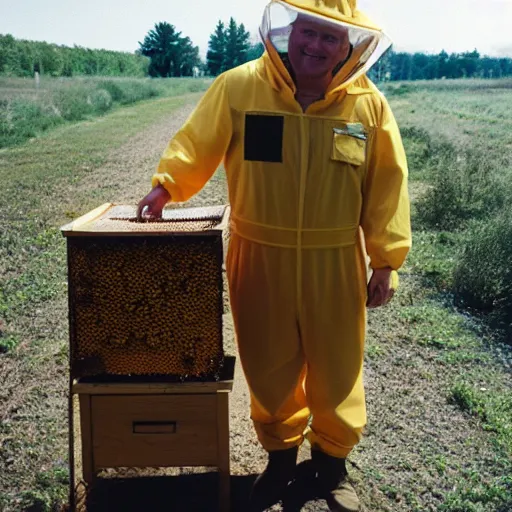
xmin=361 ymin=94 xmax=412 ymax=270
xmin=152 ymin=73 xmax=232 ymax=202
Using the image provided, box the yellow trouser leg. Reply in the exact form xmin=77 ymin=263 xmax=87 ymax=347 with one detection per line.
xmin=302 ymin=245 xmax=368 ymax=458
xmin=227 ymin=236 xmax=368 ymax=456
xmin=227 ymin=235 xmax=309 ymax=451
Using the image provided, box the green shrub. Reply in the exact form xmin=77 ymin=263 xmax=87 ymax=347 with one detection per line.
xmin=18 ymin=489 xmax=51 ymax=512
xmin=414 ymin=147 xmax=509 ymax=231
xmin=116 ymin=80 xmax=159 ymax=104
xmin=94 ymin=79 xmax=159 ymax=105
xmin=94 ymin=79 xmax=124 ymax=102
xmin=88 ymin=88 xmax=112 ymax=113
xmin=452 ymin=211 xmax=512 ymax=334
xmin=0 ymin=77 xmax=209 ymax=149
xmin=0 ymin=98 xmax=62 ymax=147
xmin=383 ymin=82 xmax=417 ymax=96
xmin=401 ymin=126 xmax=456 ymax=181
xmin=50 ymin=85 xmax=94 ymax=121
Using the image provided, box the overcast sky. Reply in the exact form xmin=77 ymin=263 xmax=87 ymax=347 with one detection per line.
xmin=1 ymin=0 xmax=511 ymax=59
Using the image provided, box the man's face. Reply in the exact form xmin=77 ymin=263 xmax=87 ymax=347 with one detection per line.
xmin=288 ymin=18 xmax=350 ymax=80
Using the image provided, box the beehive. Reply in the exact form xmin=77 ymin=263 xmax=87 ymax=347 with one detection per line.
xmin=61 ymin=203 xmax=229 ymax=381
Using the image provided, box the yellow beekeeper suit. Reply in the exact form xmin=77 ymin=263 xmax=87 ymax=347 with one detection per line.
xmin=152 ymin=0 xmax=411 ymax=458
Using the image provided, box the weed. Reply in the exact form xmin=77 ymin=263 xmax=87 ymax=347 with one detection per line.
xmin=398 ymin=301 xmax=473 ymax=349
xmin=380 ymin=483 xmax=399 ymax=500
xmin=404 ymin=230 xmax=458 ymax=291
xmin=450 ymin=382 xmax=512 ymax=451
xmin=366 ymin=343 xmax=385 ymax=359
xmin=438 ymin=350 xmax=491 ymax=366
xmin=453 ymin=212 xmax=512 ymax=334
xmin=0 ymin=334 xmax=19 ymax=353
xmin=413 ymin=147 xmax=509 ymax=231
xmin=440 ymin=474 xmax=512 ymax=512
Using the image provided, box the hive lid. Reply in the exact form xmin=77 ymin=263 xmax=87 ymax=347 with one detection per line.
xmin=61 ymin=203 xmax=230 ymax=237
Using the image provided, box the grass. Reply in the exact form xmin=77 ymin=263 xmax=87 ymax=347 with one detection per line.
xmin=395 ymin=78 xmax=512 ymax=336
xmin=362 ymin=271 xmax=512 ymax=511
xmin=0 ymin=77 xmax=511 ymax=511
xmin=0 ymin=76 xmax=211 ymax=148
xmin=380 ymin=78 xmax=511 ymax=510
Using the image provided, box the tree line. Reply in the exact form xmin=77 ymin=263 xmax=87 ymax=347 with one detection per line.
xmin=0 ymin=34 xmax=149 ymax=77
xmin=369 ymin=49 xmax=512 ymax=82
xmin=2 ymin=26 xmax=511 ymax=81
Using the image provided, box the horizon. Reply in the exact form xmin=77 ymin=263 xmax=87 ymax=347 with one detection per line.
xmin=0 ymin=30 xmax=505 ymax=62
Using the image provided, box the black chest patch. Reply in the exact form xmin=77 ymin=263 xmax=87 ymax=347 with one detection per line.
xmin=244 ymin=114 xmax=284 ymax=163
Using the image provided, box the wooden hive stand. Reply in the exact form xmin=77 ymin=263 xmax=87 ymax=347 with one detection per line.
xmin=69 ymin=357 xmax=235 ymax=512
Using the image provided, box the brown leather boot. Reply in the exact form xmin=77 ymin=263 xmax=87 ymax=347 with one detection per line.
xmin=312 ymin=449 xmax=360 ymax=512
xmin=249 ymin=446 xmax=299 ymax=511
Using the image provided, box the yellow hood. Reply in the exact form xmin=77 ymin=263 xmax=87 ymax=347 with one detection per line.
xmin=282 ymin=0 xmax=382 ymax=31
xmin=260 ymin=0 xmax=391 ymax=95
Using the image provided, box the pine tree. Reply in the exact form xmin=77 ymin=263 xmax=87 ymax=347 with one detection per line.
xmin=246 ymin=42 xmax=265 ymax=62
xmin=235 ymin=23 xmax=251 ymax=65
xmin=139 ymin=22 xmax=199 ymax=77
xmin=174 ymin=36 xmax=200 ymax=76
xmin=206 ymin=18 xmax=254 ymax=75
xmin=206 ymin=21 xmax=226 ymax=76
xmin=224 ymin=17 xmax=239 ymax=71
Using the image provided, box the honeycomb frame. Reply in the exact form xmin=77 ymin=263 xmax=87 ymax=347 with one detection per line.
xmin=61 ymin=204 xmax=229 ymax=382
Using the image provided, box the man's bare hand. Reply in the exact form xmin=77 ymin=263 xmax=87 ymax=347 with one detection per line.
xmin=136 ymin=184 xmax=171 ymax=221
xmin=367 ymin=267 xmax=394 ymax=308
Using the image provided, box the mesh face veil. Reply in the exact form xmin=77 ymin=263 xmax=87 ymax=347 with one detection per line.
xmin=259 ymin=0 xmax=392 ymax=89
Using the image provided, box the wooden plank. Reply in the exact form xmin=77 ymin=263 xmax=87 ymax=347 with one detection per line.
xmin=68 ymin=385 xmax=75 ymax=511
xmin=72 ymin=379 xmax=234 ymax=395
xmin=60 ymin=203 xmax=112 ymax=234
xmin=217 ymin=390 xmax=231 ymax=512
xmin=61 ymin=203 xmax=227 ymax=238
xmin=62 ymin=228 xmax=224 ymax=238
xmin=91 ymin=394 xmax=218 ymax=468
xmin=78 ymin=394 xmax=94 ymax=485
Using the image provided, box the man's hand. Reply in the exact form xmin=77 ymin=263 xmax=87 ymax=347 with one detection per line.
xmin=367 ymin=267 xmax=395 ymax=308
xmin=136 ymin=184 xmax=171 ymax=221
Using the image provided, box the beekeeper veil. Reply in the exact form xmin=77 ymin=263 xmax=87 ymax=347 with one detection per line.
xmin=260 ymin=0 xmax=392 ymax=89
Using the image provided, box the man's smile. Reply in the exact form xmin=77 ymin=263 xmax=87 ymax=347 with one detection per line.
xmin=301 ymin=50 xmax=326 ymax=60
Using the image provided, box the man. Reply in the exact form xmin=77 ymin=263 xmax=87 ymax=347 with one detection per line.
xmin=137 ymin=1 xmax=411 ymax=510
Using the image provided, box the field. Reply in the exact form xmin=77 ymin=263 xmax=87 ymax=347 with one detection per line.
xmin=0 ymin=78 xmax=511 ymax=512
xmin=0 ymin=76 xmax=212 ymax=148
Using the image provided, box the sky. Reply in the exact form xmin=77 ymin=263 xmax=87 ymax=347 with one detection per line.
xmin=1 ymin=0 xmax=511 ymax=59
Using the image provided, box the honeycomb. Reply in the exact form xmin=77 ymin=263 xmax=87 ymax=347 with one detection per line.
xmin=63 ymin=204 xmax=228 ymax=381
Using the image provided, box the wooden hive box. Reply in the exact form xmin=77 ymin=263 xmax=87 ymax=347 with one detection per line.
xmin=61 ymin=203 xmax=229 ymax=381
